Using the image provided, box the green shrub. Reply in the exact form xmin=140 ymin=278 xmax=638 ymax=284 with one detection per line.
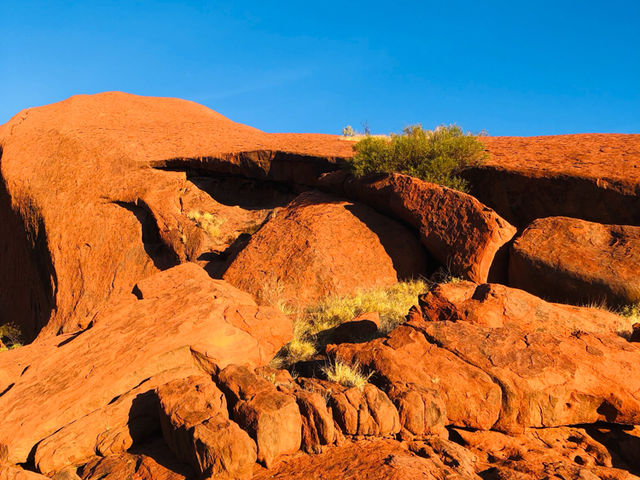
xmin=346 ymin=124 xmax=487 ymax=192
xmin=0 ymin=323 xmax=23 ymax=351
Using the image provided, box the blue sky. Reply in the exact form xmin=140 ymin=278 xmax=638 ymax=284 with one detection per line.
xmin=1 ymin=1 xmax=639 ymax=135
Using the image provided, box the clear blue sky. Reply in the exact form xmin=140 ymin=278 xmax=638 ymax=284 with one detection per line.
xmin=1 ymin=1 xmax=639 ymax=135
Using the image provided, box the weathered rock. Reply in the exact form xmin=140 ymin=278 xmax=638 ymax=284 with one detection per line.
xmin=0 ymin=263 xmax=292 ymax=467
xmin=386 ymin=382 xmax=448 ymax=438
xmin=252 ymin=438 xmax=479 ymax=480
xmin=510 ymin=216 xmax=640 ymax=307
xmin=79 ymin=440 xmax=192 ymax=480
xmin=420 ymin=280 xmax=633 ymax=336
xmin=292 ymin=389 xmax=337 ymax=453
xmin=463 ymin=134 xmax=640 ymax=227
xmin=0 ymin=92 xmax=353 ymax=341
xmin=331 ymin=311 xmax=380 ymax=344
xmin=327 ymin=325 xmax=502 ymax=430
xmin=0 ymin=467 xmax=48 ymax=480
xmin=319 ymin=172 xmax=516 ymax=283
xmin=216 ymin=365 xmax=302 ymax=468
xmin=330 ymin=281 xmax=640 ymax=432
xmin=156 ymin=375 xmax=256 ymax=479
xmin=296 ymin=378 xmax=400 ymax=437
xmin=454 ymin=427 xmax=640 ymax=479
xmin=223 ymin=191 xmax=428 ymax=308
xmin=35 ymin=369 xmax=198 ymax=475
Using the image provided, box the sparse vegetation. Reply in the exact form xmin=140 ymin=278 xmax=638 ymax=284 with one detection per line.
xmin=322 ymin=359 xmax=373 ymax=389
xmin=342 ymin=125 xmax=356 ymax=137
xmin=274 ymin=279 xmax=428 ymax=367
xmin=346 ymin=124 xmax=487 ymax=192
xmin=0 ymin=323 xmax=23 ymax=351
xmin=187 ymin=210 xmax=224 ymax=238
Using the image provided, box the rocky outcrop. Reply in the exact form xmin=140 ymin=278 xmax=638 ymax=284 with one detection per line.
xmin=223 ymin=191 xmax=428 ymax=308
xmin=510 ymin=216 xmax=640 ymax=307
xmin=0 ymin=92 xmax=353 ymax=340
xmin=329 ymin=281 xmax=640 ymax=433
xmin=319 ymin=172 xmax=516 ymax=283
xmin=0 ymin=263 xmax=292 ymax=468
xmin=156 ymin=375 xmax=256 ymax=480
xmin=464 ymin=134 xmax=640 ymax=227
xmin=215 ymin=365 xmax=302 ymax=468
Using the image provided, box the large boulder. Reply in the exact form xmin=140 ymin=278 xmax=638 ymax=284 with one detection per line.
xmin=329 ymin=281 xmax=640 ymax=433
xmin=0 ymin=92 xmax=352 ymax=341
xmin=319 ymin=172 xmax=516 ymax=283
xmin=223 ymin=191 xmax=428 ymax=309
xmin=509 ymin=216 xmax=640 ymax=307
xmin=0 ymin=263 xmax=292 ymax=468
xmin=463 ymin=134 xmax=640 ymax=227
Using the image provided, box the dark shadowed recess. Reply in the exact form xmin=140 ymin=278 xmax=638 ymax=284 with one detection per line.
xmin=463 ymin=168 xmax=640 ymax=228
xmin=112 ymin=201 xmax=180 ymax=271
xmin=0 ymin=145 xmax=57 ymax=343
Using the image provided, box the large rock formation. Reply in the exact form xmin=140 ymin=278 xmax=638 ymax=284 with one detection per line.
xmin=464 ymin=134 xmax=640 ymax=227
xmin=510 ymin=216 xmax=640 ymax=307
xmin=0 ymin=92 xmax=353 ymax=341
xmin=0 ymin=263 xmax=292 ymax=468
xmin=319 ymin=172 xmax=516 ymax=283
xmin=223 ymin=191 xmax=429 ymax=308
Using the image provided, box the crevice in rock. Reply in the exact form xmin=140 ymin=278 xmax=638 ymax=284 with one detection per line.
xmin=112 ymin=201 xmax=179 ymax=271
xmin=0 ymin=144 xmax=57 ymax=343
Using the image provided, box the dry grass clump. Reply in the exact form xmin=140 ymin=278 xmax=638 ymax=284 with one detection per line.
xmin=187 ymin=210 xmax=224 ymax=238
xmin=274 ymin=279 xmax=428 ymax=367
xmin=0 ymin=323 xmax=23 ymax=351
xmin=322 ymin=359 xmax=373 ymax=389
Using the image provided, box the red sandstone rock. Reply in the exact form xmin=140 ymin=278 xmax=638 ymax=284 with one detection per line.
xmin=223 ymin=191 xmax=428 ymax=309
xmin=331 ymin=311 xmax=380 ymax=344
xmin=320 ymin=172 xmax=516 ymax=283
xmin=0 ymin=263 xmax=291 ymax=468
xmin=156 ymin=375 xmax=256 ymax=480
xmin=386 ymin=382 xmax=448 ymax=438
xmin=216 ymin=365 xmax=302 ymax=468
xmin=292 ymin=389 xmax=337 ymax=454
xmin=0 ymin=467 xmax=48 ymax=480
xmin=0 ymin=92 xmax=353 ymax=341
xmin=420 ymin=281 xmax=633 ymax=336
xmin=465 ymin=134 xmax=640 ymax=227
xmin=509 ymin=216 xmax=640 ymax=307
xmin=330 ymin=281 xmax=640 ymax=432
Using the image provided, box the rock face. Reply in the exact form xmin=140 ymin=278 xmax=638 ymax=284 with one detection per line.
xmin=0 ymin=92 xmax=353 ymax=341
xmin=319 ymin=172 xmax=516 ymax=283
xmin=156 ymin=375 xmax=257 ymax=480
xmin=0 ymin=263 xmax=292 ymax=467
xmin=223 ymin=191 xmax=428 ymax=308
xmin=510 ymin=216 xmax=640 ymax=307
xmin=329 ymin=281 xmax=640 ymax=433
xmin=464 ymin=134 xmax=640 ymax=227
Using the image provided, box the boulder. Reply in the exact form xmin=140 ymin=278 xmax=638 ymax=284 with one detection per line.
xmin=331 ymin=311 xmax=380 ymax=344
xmin=330 ymin=281 xmax=640 ymax=432
xmin=0 ymin=263 xmax=292 ymax=467
xmin=0 ymin=92 xmax=352 ymax=341
xmin=296 ymin=378 xmax=401 ymax=437
xmin=454 ymin=427 xmax=639 ymax=479
xmin=0 ymin=467 xmax=48 ymax=480
xmin=223 ymin=191 xmax=428 ymax=309
xmin=216 ymin=365 xmax=302 ymax=468
xmin=463 ymin=134 xmax=640 ymax=228
xmin=292 ymin=389 xmax=337 ymax=453
xmin=156 ymin=375 xmax=256 ymax=480
xmin=509 ymin=216 xmax=640 ymax=307
xmin=319 ymin=172 xmax=516 ymax=283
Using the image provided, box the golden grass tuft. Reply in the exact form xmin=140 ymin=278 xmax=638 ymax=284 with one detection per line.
xmin=322 ymin=360 xmax=373 ymax=389
xmin=187 ymin=210 xmax=224 ymax=238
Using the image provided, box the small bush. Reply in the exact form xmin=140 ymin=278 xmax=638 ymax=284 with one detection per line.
xmin=0 ymin=323 xmax=23 ymax=351
xmin=342 ymin=125 xmax=356 ymax=137
xmin=346 ymin=124 xmax=487 ymax=192
xmin=322 ymin=360 xmax=372 ymax=389
xmin=187 ymin=210 xmax=224 ymax=238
